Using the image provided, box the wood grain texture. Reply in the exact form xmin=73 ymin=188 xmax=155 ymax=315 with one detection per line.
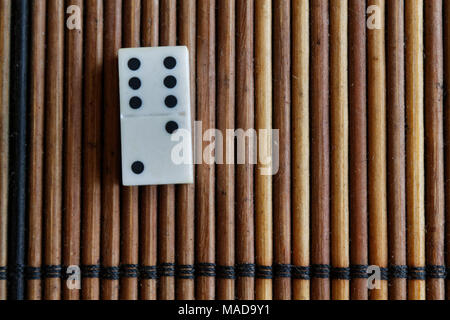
xmin=424 ymin=0 xmax=445 ymax=300
xmin=158 ymin=0 xmax=176 ymax=301
xmin=387 ymin=0 xmax=407 ymax=301
xmin=310 ymin=0 xmax=330 ymax=300
xmin=367 ymin=0 xmax=388 ymax=300
xmin=120 ymin=0 xmax=140 ymax=301
xmin=292 ymin=0 xmax=309 ymax=301
xmin=63 ymin=0 xmax=83 ymax=301
xmin=255 ymin=0 xmax=272 ymax=301
xmin=44 ymin=0 xmax=64 ymax=300
xmin=140 ymin=0 xmax=158 ymax=301
xmin=273 ymin=0 xmax=291 ymax=301
xmin=196 ymin=0 xmax=216 ymax=300
xmin=348 ymin=0 xmax=368 ymax=301
xmin=236 ymin=0 xmax=255 ymax=301
xmin=216 ymin=0 xmax=235 ymax=301
xmin=445 ymin=0 xmax=450 ymax=301
xmin=176 ymin=0 xmax=196 ymax=300
xmin=330 ymin=0 xmax=349 ymax=301
xmin=27 ymin=0 xmax=46 ymax=301
xmin=0 ymin=0 xmax=10 ymax=301
xmin=405 ymin=0 xmax=426 ymax=300
xmin=102 ymin=0 xmax=122 ymax=300
xmin=82 ymin=0 xmax=103 ymax=300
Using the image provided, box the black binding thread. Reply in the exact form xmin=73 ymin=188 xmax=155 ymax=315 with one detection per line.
xmin=140 ymin=266 xmax=158 ymax=280
xmin=389 ymin=265 xmax=408 ymax=279
xmin=81 ymin=265 xmax=101 ymax=279
xmin=380 ymin=267 xmax=389 ymax=281
xmin=426 ymin=265 xmax=446 ymax=279
xmin=274 ymin=264 xmax=291 ymax=278
xmin=25 ymin=266 xmax=41 ymax=280
xmin=350 ymin=265 xmax=368 ymax=279
xmin=292 ymin=266 xmax=310 ymax=280
xmin=256 ymin=265 xmax=273 ymax=279
xmin=120 ymin=264 xmax=139 ymax=278
xmin=408 ymin=267 xmax=426 ymax=280
xmin=101 ymin=266 xmax=120 ymax=280
xmin=43 ymin=265 xmax=62 ymax=279
xmin=311 ymin=264 xmax=330 ymax=279
xmin=196 ymin=263 xmax=216 ymax=277
xmin=216 ymin=266 xmax=236 ymax=280
xmin=158 ymin=263 xmax=176 ymax=277
xmin=331 ymin=267 xmax=351 ymax=280
xmin=236 ymin=263 xmax=255 ymax=278
xmin=177 ymin=265 xmax=195 ymax=280
xmin=0 ymin=266 xmax=7 ymax=280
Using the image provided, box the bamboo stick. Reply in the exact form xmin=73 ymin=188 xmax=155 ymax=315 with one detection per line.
xmin=310 ymin=0 xmax=330 ymax=300
xmin=0 ymin=0 xmax=11 ymax=301
xmin=140 ymin=0 xmax=158 ymax=301
xmin=102 ymin=0 xmax=122 ymax=300
xmin=445 ymin=0 xmax=450 ymax=301
xmin=9 ymin=0 xmax=30 ymax=300
xmin=330 ymin=0 xmax=349 ymax=301
xmin=273 ymin=0 xmax=291 ymax=301
xmin=367 ymin=0 xmax=388 ymax=300
xmin=63 ymin=0 xmax=83 ymax=301
xmin=349 ymin=0 xmax=368 ymax=301
xmin=27 ymin=0 xmax=46 ymax=301
xmin=196 ymin=0 xmax=216 ymax=300
xmin=216 ymin=0 xmax=235 ymax=301
xmin=44 ymin=0 xmax=64 ymax=300
xmin=292 ymin=0 xmax=309 ymax=301
xmin=176 ymin=0 xmax=196 ymax=300
xmin=424 ymin=0 xmax=445 ymax=300
xmin=387 ymin=0 xmax=407 ymax=301
xmin=158 ymin=0 xmax=176 ymax=301
xmin=120 ymin=0 xmax=141 ymax=301
xmin=255 ymin=0 xmax=272 ymax=301
xmin=405 ymin=0 xmax=426 ymax=301
xmin=236 ymin=0 xmax=255 ymax=301
xmin=82 ymin=0 xmax=103 ymax=300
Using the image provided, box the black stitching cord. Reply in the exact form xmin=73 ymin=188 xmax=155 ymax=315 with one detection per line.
xmin=0 ymin=266 xmax=7 ymax=280
xmin=81 ymin=265 xmax=101 ymax=279
xmin=101 ymin=266 xmax=120 ymax=280
xmin=389 ymin=265 xmax=408 ymax=279
xmin=292 ymin=266 xmax=310 ymax=280
xmin=380 ymin=267 xmax=389 ymax=281
xmin=274 ymin=264 xmax=291 ymax=278
xmin=43 ymin=265 xmax=62 ymax=279
xmin=350 ymin=265 xmax=368 ymax=279
xmin=196 ymin=263 xmax=216 ymax=277
xmin=120 ymin=264 xmax=139 ymax=278
xmin=140 ymin=266 xmax=158 ymax=280
xmin=331 ymin=267 xmax=351 ymax=280
xmin=311 ymin=264 xmax=330 ymax=279
xmin=217 ymin=266 xmax=236 ymax=280
xmin=256 ymin=265 xmax=273 ymax=279
xmin=236 ymin=263 xmax=255 ymax=278
xmin=427 ymin=265 xmax=446 ymax=279
xmin=408 ymin=267 xmax=426 ymax=280
xmin=158 ymin=263 xmax=176 ymax=277
xmin=25 ymin=266 xmax=41 ymax=280
xmin=177 ymin=265 xmax=195 ymax=280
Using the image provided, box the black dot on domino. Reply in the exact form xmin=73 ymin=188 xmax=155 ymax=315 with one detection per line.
xmin=131 ymin=161 xmax=145 ymax=174
xmin=129 ymin=77 xmax=141 ymax=90
xmin=164 ymin=76 xmax=177 ymax=89
xmin=129 ymin=97 xmax=142 ymax=109
xmin=164 ymin=56 xmax=177 ymax=69
xmin=128 ymin=58 xmax=141 ymax=71
xmin=165 ymin=95 xmax=178 ymax=108
xmin=166 ymin=121 xmax=179 ymax=134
